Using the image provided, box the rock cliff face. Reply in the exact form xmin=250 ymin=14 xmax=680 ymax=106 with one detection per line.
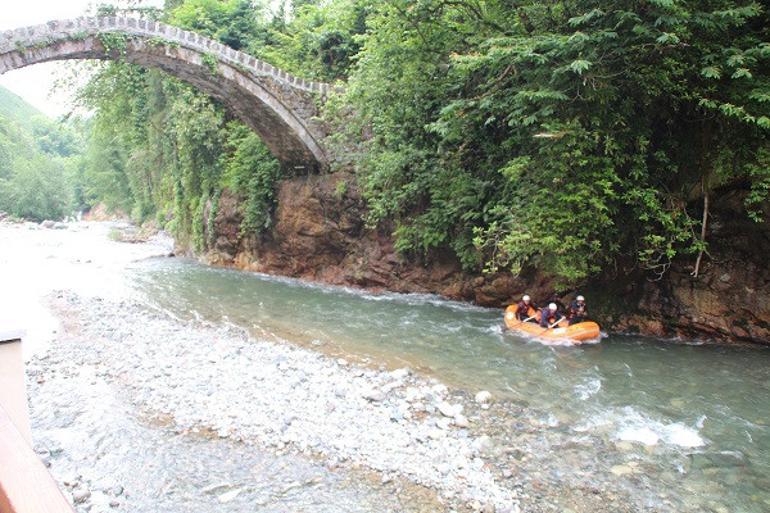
xmin=588 ymin=188 xmax=770 ymax=344
xmin=204 ymin=173 xmax=549 ymax=305
xmin=203 ymin=174 xmax=769 ymax=345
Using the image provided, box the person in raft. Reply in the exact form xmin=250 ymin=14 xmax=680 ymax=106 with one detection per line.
xmin=567 ymin=295 xmax=588 ymax=325
xmin=515 ymin=294 xmax=537 ymax=321
xmin=540 ymin=303 xmax=563 ymax=328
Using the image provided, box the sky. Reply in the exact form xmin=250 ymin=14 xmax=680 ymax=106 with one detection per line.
xmin=0 ymin=0 xmax=162 ymax=117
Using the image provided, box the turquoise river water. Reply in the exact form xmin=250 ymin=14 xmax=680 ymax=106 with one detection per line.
xmin=127 ymin=257 xmax=770 ymax=513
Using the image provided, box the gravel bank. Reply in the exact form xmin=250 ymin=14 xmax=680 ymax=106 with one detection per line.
xmin=45 ymin=291 xmax=519 ymax=513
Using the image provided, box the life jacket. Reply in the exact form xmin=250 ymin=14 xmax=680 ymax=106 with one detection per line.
xmin=515 ymin=301 xmax=533 ymax=320
xmin=568 ymin=301 xmax=587 ymax=319
xmin=540 ymin=308 xmax=561 ymax=327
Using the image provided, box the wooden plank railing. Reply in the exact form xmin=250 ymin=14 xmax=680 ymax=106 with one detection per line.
xmin=0 ymin=333 xmax=31 ymax=443
xmin=0 ymin=406 xmax=75 ymax=513
xmin=0 ymin=334 xmax=75 ymax=513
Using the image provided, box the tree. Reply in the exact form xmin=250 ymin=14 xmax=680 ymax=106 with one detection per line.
xmin=340 ymin=0 xmax=770 ymax=284
xmin=0 ymin=156 xmax=73 ymax=221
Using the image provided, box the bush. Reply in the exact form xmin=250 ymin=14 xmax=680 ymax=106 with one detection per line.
xmin=0 ymin=155 xmax=73 ymax=221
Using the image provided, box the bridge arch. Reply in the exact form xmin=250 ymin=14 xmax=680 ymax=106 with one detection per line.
xmin=0 ymin=17 xmax=334 ymax=171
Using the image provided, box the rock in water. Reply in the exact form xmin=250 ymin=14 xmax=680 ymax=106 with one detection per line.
xmin=362 ymin=388 xmax=386 ymax=402
xmin=471 ymin=435 xmax=493 ymax=455
xmin=454 ymin=414 xmax=470 ymax=428
xmin=62 ymin=473 xmax=80 ymax=487
xmin=689 ymin=450 xmax=746 ymax=470
xmin=610 ymin=464 xmax=634 ymax=476
xmin=390 ymin=367 xmax=411 ymax=380
xmin=438 ymin=401 xmax=461 ymax=418
xmin=202 ymin=482 xmax=233 ymax=494
xmin=72 ymin=489 xmax=91 ymax=504
xmin=475 ymin=390 xmax=492 ymax=404
xmin=614 ymin=441 xmax=634 ymax=452
xmin=218 ymin=488 xmax=242 ymax=503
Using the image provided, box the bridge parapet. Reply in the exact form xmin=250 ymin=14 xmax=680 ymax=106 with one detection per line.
xmin=0 ymin=17 xmax=335 ymax=96
xmin=0 ymin=17 xmax=340 ymax=171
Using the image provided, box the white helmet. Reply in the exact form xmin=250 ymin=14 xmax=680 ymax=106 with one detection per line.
xmin=522 ymin=295 xmax=531 ymax=302
xmin=577 ymin=295 xmax=585 ymax=302
xmin=548 ymin=303 xmax=557 ymax=311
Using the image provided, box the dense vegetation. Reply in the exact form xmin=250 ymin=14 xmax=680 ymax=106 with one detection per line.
xmin=0 ymin=86 xmax=85 ymax=221
xmin=78 ymin=0 xmax=769 ymax=285
xmin=340 ymin=0 xmax=770 ymax=284
xmin=76 ymin=0 xmax=366 ymax=251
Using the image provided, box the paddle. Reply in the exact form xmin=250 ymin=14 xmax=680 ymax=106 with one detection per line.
xmin=509 ymin=314 xmax=536 ymax=328
xmin=537 ymin=317 xmax=564 ymax=337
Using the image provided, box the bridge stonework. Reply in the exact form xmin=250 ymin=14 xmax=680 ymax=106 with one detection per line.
xmin=0 ymin=17 xmax=336 ymax=171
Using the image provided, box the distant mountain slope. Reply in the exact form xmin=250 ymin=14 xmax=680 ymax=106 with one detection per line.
xmin=0 ymin=85 xmax=46 ymax=130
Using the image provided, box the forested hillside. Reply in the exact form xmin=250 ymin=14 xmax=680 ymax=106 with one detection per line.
xmin=76 ymin=0 xmax=362 ymax=251
xmin=79 ymin=0 xmax=769 ymax=292
xmin=0 ymin=84 xmax=43 ymax=131
xmin=0 ymin=85 xmax=86 ymax=221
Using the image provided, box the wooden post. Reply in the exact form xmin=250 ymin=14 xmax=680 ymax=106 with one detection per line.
xmin=0 ymin=331 xmax=75 ymax=513
xmin=0 ymin=332 xmax=31 ymax=444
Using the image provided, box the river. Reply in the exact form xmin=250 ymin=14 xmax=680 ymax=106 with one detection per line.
xmin=2 ymin=220 xmax=769 ymax=513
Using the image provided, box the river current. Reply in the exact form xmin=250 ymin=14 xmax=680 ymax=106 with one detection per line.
xmin=130 ymin=258 xmax=770 ymax=513
xmin=2 ymin=221 xmax=769 ymax=512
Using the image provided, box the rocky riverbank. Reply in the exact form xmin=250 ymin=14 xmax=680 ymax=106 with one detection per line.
xmin=43 ymin=291 xmax=519 ymax=513
xmin=6 ymin=219 xmax=767 ymax=513
xmin=199 ymin=175 xmax=770 ymax=345
xmin=32 ymin=290 xmax=664 ymax=513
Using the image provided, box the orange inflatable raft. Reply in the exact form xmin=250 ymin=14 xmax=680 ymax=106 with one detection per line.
xmin=504 ymin=305 xmax=601 ymax=344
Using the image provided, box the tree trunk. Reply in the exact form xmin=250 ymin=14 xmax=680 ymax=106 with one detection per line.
xmin=691 ymin=181 xmax=709 ymax=278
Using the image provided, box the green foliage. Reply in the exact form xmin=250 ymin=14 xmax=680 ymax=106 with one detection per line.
xmin=76 ymin=0 xmax=769 ymax=287
xmin=165 ymin=0 xmax=367 ymax=81
xmin=221 ymin=123 xmax=280 ymax=235
xmin=256 ymin=0 xmax=370 ymax=81
xmin=744 ymin=147 xmax=770 ymax=222
xmin=334 ymin=178 xmax=348 ymax=199
xmin=147 ymin=36 xmax=180 ymax=49
xmin=202 ymin=53 xmax=218 ymax=74
xmin=0 ymin=83 xmax=47 ymax=132
xmin=79 ymin=62 xmax=229 ymax=244
xmin=0 ymin=155 xmax=73 ymax=222
xmin=69 ymin=31 xmax=89 ymax=42
xmin=77 ymin=1 xmax=289 ymax=250
xmin=0 ymin=86 xmax=85 ymax=221
xmin=338 ymin=0 xmax=770 ymax=283
xmin=169 ymin=0 xmax=261 ymax=50
xmin=98 ymin=32 xmax=130 ymax=56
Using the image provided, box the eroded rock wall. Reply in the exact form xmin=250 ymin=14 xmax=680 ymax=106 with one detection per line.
xmin=588 ymin=189 xmax=770 ymax=344
xmin=203 ymin=173 xmax=549 ymax=306
xmin=203 ymin=174 xmax=770 ymax=345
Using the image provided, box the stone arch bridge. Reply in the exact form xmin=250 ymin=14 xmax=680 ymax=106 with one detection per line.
xmin=0 ymin=16 xmax=337 ymax=171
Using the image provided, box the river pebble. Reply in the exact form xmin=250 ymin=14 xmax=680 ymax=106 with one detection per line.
xmin=45 ymin=292 xmax=519 ymax=512
xmin=475 ymin=391 xmax=493 ymax=404
xmin=72 ymin=489 xmax=91 ymax=504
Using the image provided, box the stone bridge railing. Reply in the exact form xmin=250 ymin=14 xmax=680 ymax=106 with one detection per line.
xmin=0 ymin=17 xmax=341 ymax=171
xmin=0 ymin=16 xmax=335 ymax=96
